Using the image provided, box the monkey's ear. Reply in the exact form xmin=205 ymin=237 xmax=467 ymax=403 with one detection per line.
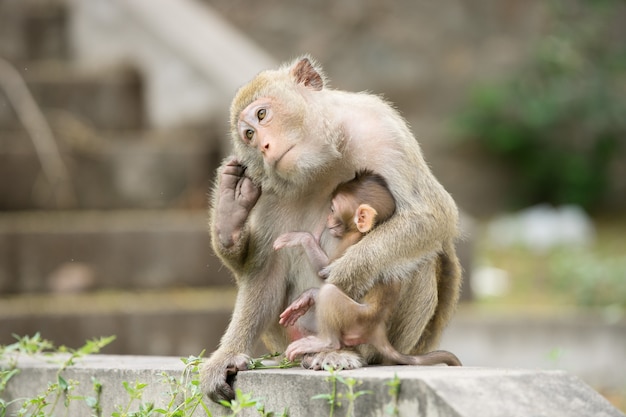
xmin=355 ymin=204 xmax=378 ymax=234
xmin=290 ymin=57 xmax=325 ymax=91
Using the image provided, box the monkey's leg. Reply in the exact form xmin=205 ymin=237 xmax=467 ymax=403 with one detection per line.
xmin=386 ymin=260 xmax=439 ymax=357
xmin=369 ymin=323 xmax=414 ymax=365
xmin=299 ymin=284 xmax=368 ymax=371
xmin=200 ymin=272 xmax=285 ymax=402
xmin=416 ymin=244 xmax=462 ymax=353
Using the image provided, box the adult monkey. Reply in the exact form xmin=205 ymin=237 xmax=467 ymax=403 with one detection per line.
xmin=201 ymin=55 xmax=462 ymax=403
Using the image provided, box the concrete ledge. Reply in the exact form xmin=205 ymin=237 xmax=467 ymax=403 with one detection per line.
xmin=2 ymin=354 xmax=623 ymax=417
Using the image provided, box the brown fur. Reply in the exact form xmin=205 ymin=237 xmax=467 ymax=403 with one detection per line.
xmin=279 ymin=175 xmax=461 ymax=367
xmin=201 ymin=55 xmax=462 ymax=402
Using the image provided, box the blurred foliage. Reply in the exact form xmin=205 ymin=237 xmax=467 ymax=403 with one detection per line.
xmin=549 ymin=250 xmax=626 ymax=308
xmin=455 ymin=0 xmax=626 ymax=210
xmin=476 ymin=217 xmax=626 ymax=308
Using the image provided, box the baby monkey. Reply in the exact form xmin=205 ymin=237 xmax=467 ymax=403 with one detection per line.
xmin=274 ymin=171 xmax=462 ymax=367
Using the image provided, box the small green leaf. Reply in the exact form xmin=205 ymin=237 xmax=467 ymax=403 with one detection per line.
xmin=58 ymin=375 xmax=69 ymax=391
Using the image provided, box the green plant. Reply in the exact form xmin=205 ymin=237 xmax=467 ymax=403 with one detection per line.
xmin=454 ymin=0 xmax=626 ymax=209
xmin=218 ymin=388 xmax=287 ymax=417
xmin=155 ymin=352 xmax=212 ymax=417
xmin=547 ymin=347 xmax=565 ymax=370
xmin=384 ymin=374 xmax=401 ymax=417
xmin=219 ymin=389 xmax=262 ymax=416
xmin=312 ymin=366 xmax=372 ymax=417
xmin=312 ymin=366 xmax=340 ymax=417
xmin=0 ymin=334 xmax=115 ymax=417
xmin=86 ymin=377 xmax=103 ymax=417
xmin=254 ymin=401 xmax=288 ymax=417
xmin=338 ymin=376 xmax=371 ymax=417
xmin=112 ymin=381 xmax=151 ymax=417
xmin=247 ymin=353 xmax=300 ymax=370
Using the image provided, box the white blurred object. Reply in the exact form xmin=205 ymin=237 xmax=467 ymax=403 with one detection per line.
xmin=487 ymin=204 xmax=595 ymax=253
xmin=471 ymin=266 xmax=511 ymax=298
xmin=69 ymin=0 xmax=276 ymax=129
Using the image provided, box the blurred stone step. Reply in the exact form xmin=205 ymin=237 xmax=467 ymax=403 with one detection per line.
xmin=0 ymin=128 xmax=223 ymax=210
xmin=0 ymin=61 xmax=144 ymax=130
xmin=0 ymin=0 xmax=69 ymax=62
xmin=0 ymin=210 xmax=232 ymax=294
xmin=0 ymin=287 xmax=236 ymax=356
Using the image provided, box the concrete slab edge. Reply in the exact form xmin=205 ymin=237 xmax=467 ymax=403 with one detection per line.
xmin=1 ymin=354 xmax=623 ymax=417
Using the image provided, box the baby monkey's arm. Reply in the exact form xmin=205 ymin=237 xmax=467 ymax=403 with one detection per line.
xmin=274 ymin=232 xmax=329 ymax=273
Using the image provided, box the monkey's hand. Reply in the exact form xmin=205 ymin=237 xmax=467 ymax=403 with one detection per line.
xmin=318 ymin=265 xmax=332 ymax=279
xmin=273 ymin=232 xmax=316 ymax=250
xmin=215 ymin=158 xmax=261 ymax=248
xmin=200 ymin=351 xmax=251 ymax=403
xmin=274 ymin=232 xmax=329 ymax=273
xmin=279 ymin=288 xmax=318 ymax=327
xmin=285 ymin=335 xmax=330 ymax=361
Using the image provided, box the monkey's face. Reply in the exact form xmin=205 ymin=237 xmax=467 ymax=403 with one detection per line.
xmin=327 ymin=213 xmax=345 ymax=238
xmin=233 ymin=93 xmax=341 ymax=192
xmin=326 ymin=196 xmax=350 ymax=237
xmin=237 ymin=98 xmax=297 ymax=172
xmin=229 ymin=57 xmax=343 ymax=194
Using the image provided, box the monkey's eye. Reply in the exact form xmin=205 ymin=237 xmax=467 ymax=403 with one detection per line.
xmin=245 ymin=129 xmax=254 ymax=140
xmin=257 ymin=108 xmax=266 ymax=121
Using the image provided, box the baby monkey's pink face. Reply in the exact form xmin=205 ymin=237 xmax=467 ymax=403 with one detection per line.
xmin=326 ymin=194 xmax=351 ymax=238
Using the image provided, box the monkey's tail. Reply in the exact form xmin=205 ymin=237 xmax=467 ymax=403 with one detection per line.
xmin=410 ymin=349 xmax=462 ymax=367
xmin=376 ymin=326 xmax=462 ymax=366
xmin=387 ymin=347 xmax=462 ymax=367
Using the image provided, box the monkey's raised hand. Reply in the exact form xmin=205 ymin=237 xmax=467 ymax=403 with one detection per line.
xmin=279 ymin=288 xmax=318 ymax=327
xmin=214 ymin=158 xmax=261 ymax=248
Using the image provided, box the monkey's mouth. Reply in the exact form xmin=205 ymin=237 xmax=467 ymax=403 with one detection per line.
xmin=274 ymin=145 xmax=294 ymax=167
xmin=328 ymin=224 xmax=343 ymax=237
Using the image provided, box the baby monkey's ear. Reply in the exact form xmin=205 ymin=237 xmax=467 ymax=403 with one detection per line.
xmin=355 ymin=204 xmax=378 ymax=234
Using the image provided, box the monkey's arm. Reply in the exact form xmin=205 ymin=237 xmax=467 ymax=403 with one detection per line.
xmin=324 ymin=186 xmax=459 ymax=299
xmin=201 ymin=268 xmax=286 ymax=402
xmin=273 ymin=232 xmax=329 ymax=273
xmin=210 ymin=158 xmax=261 ymax=273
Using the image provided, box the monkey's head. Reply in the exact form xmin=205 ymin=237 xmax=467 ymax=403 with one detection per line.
xmin=229 ymin=56 xmax=342 ymax=194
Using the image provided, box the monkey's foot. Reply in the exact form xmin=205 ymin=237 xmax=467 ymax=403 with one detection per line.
xmin=302 ymin=350 xmax=365 ymax=371
xmin=200 ymin=352 xmax=251 ymax=403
